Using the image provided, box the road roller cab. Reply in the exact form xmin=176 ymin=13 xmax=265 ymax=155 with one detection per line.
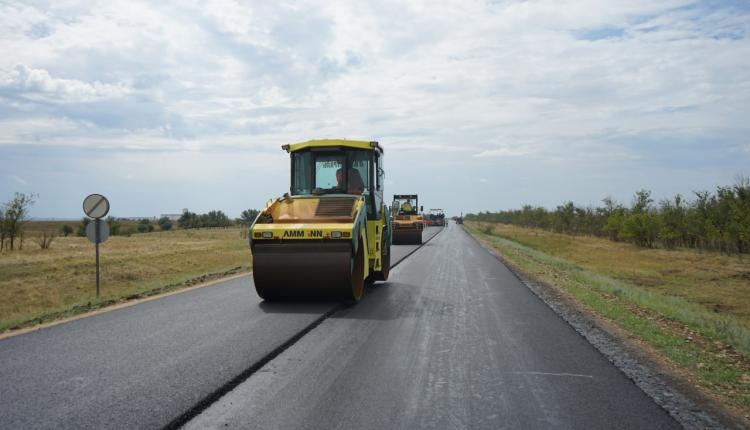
xmin=249 ymin=139 xmax=392 ymax=301
xmin=391 ymin=194 xmax=424 ymax=244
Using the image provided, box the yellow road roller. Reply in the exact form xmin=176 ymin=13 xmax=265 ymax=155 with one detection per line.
xmin=426 ymin=208 xmax=446 ymax=226
xmin=249 ymin=139 xmax=392 ymax=301
xmin=391 ymin=194 xmax=423 ymax=244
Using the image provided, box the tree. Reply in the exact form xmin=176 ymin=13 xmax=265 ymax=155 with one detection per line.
xmin=621 ymin=212 xmax=661 ymax=248
xmin=601 ymin=197 xmax=626 ymax=241
xmin=0 ymin=209 xmax=5 ymax=251
xmin=106 ymin=216 xmax=122 ymax=236
xmin=2 ymin=192 xmax=36 ymax=250
xmin=464 ymin=178 xmax=749 ymax=253
xmin=178 ymin=211 xmax=199 ymax=229
xmin=631 ymin=189 xmax=653 ymax=214
xmin=76 ymin=217 xmax=91 ymax=237
xmin=201 ymin=210 xmax=232 ymax=227
xmin=239 ymin=209 xmax=260 ymax=226
xmin=658 ymin=195 xmax=687 ymax=249
xmin=553 ymin=202 xmax=576 ymax=233
xmin=731 ymin=176 xmax=750 ymax=253
xmin=158 ymin=216 xmax=173 ymax=231
xmin=60 ymin=224 xmax=74 ymax=237
xmin=137 ymin=218 xmax=154 ymax=233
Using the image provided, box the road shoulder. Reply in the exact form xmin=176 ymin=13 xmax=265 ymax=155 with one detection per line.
xmin=463 ymin=225 xmax=743 ymax=430
xmin=0 ymin=271 xmax=251 ymax=341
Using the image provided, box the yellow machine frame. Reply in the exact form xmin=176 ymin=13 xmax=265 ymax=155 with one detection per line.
xmin=249 ymin=139 xmax=392 ymax=301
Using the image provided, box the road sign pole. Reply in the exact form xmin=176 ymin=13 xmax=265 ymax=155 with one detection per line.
xmin=95 ymin=219 xmax=100 ymax=298
xmin=83 ymin=194 xmax=110 ymax=300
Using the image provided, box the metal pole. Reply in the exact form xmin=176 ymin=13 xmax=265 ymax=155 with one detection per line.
xmin=95 ymin=218 xmax=100 ymax=298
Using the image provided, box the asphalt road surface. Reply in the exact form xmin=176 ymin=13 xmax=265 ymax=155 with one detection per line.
xmin=0 ymin=227 xmax=442 ymax=430
xmin=186 ymin=223 xmax=680 ymax=430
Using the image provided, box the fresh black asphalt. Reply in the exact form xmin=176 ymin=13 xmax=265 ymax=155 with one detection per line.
xmin=185 ymin=223 xmax=680 ymax=430
xmin=0 ymin=227 xmax=442 ymax=429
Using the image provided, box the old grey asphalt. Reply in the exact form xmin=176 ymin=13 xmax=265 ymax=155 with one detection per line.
xmin=185 ymin=223 xmax=680 ymax=430
xmin=0 ymin=227 xmax=443 ymax=429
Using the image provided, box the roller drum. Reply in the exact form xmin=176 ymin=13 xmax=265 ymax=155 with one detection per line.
xmin=393 ymin=229 xmax=422 ymax=245
xmin=252 ymin=241 xmax=363 ymax=301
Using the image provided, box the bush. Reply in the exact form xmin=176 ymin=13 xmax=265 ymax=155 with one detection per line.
xmin=137 ymin=219 xmax=154 ymax=233
xmin=106 ymin=217 xmax=122 ymax=236
xmin=60 ymin=224 xmax=74 ymax=237
xmin=76 ymin=218 xmax=90 ymax=237
xmin=621 ymin=213 xmax=661 ymax=248
xmin=157 ymin=216 xmax=173 ymax=231
xmin=179 ymin=210 xmax=234 ymax=229
xmin=178 ymin=212 xmax=199 ymax=229
xmin=36 ymin=232 xmax=55 ymax=249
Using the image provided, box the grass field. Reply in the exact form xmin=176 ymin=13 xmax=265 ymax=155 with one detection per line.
xmin=464 ymin=221 xmax=750 ymax=417
xmin=471 ymin=222 xmax=750 ymax=329
xmin=0 ymin=225 xmax=251 ymax=332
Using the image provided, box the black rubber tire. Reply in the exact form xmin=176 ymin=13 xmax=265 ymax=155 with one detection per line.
xmin=373 ymin=244 xmax=391 ymax=282
xmin=349 ymin=241 xmax=365 ymax=301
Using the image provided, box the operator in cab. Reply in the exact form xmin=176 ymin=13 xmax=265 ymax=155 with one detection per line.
xmin=400 ymin=199 xmax=414 ymax=213
xmin=335 ymin=167 xmax=365 ymax=194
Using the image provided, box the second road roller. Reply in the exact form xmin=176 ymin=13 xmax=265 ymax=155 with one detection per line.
xmin=391 ymin=194 xmax=424 ymax=244
xmin=249 ymin=139 xmax=392 ymax=301
xmin=426 ymin=208 xmax=446 ymax=226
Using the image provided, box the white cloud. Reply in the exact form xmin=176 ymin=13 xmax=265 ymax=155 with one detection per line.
xmin=11 ymin=175 xmax=28 ymax=185
xmin=0 ymin=0 xmax=748 ymax=216
xmin=1 ymin=64 xmax=130 ymax=102
xmin=1 ymin=0 xmax=747 ymax=156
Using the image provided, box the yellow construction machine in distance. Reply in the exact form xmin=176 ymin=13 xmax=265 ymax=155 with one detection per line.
xmin=425 ymin=208 xmax=446 ymax=226
xmin=391 ymin=194 xmax=424 ymax=244
xmin=249 ymin=139 xmax=392 ymax=301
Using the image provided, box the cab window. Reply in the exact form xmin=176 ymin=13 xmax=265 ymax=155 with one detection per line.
xmin=315 ymin=154 xmax=344 ymax=190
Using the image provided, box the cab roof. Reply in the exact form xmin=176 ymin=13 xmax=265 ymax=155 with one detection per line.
xmin=283 ymin=139 xmax=383 ymax=154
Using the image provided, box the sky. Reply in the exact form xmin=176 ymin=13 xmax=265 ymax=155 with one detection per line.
xmin=1 ymin=0 xmax=749 ymax=218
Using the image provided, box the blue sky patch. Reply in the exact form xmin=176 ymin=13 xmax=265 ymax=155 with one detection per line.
xmin=576 ymin=27 xmax=626 ymax=41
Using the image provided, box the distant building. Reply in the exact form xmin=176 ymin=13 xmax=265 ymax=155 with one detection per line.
xmin=159 ymin=209 xmax=189 ymax=221
xmin=160 ymin=214 xmax=183 ymax=221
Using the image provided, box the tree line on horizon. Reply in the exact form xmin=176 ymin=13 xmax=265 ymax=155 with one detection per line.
xmin=466 ymin=178 xmax=750 ymax=255
xmin=2 ymin=189 xmax=262 ymax=252
xmin=177 ymin=209 xmax=259 ymax=229
xmin=72 ymin=208 xmax=261 ymax=236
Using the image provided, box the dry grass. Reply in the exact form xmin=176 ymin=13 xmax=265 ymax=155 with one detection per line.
xmin=20 ymin=219 xmax=142 ymax=236
xmin=0 ymin=227 xmax=251 ymax=332
xmin=476 ymin=222 xmax=750 ymax=329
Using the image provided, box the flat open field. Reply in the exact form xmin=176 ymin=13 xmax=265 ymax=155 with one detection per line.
xmin=20 ymin=219 xmax=142 ymax=236
xmin=0 ymin=226 xmax=251 ymax=332
xmin=469 ymin=222 xmax=750 ymax=329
